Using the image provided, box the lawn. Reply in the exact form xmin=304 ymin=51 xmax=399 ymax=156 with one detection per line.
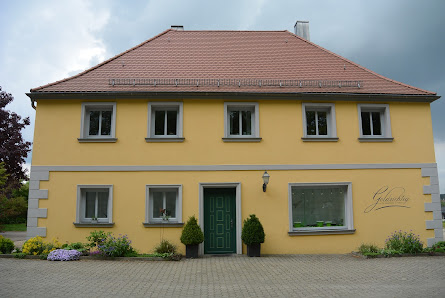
xmin=0 ymin=223 xmax=27 ymax=232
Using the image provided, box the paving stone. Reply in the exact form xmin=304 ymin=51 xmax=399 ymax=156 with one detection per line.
xmin=0 ymin=255 xmax=444 ymax=297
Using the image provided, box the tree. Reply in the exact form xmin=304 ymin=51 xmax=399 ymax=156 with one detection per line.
xmin=0 ymin=86 xmax=31 ymax=195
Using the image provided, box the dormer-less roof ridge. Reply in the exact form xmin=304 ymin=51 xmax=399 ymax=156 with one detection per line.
xmin=283 ymin=30 xmax=435 ymax=95
xmin=31 ymin=29 xmax=173 ymax=92
xmin=29 ymin=28 xmax=437 ymax=97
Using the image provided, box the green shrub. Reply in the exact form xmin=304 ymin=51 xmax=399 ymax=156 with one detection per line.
xmin=381 ymin=249 xmax=402 ymax=257
xmin=87 ymin=231 xmax=135 ymax=257
xmin=180 ymin=216 xmax=204 ymax=245
xmin=358 ymin=243 xmax=379 ymax=254
xmin=155 ymin=240 xmax=177 ymax=254
xmin=13 ymin=252 xmax=26 ymax=259
xmin=0 ymin=235 xmax=15 ymax=254
xmin=86 ymin=230 xmax=111 ymax=249
xmin=62 ymin=242 xmax=89 ymax=255
xmin=241 ymin=214 xmax=265 ymax=245
xmin=385 ymin=230 xmax=423 ymax=254
xmin=0 ymin=196 xmax=28 ymax=224
xmin=430 ymin=241 xmax=445 ymax=253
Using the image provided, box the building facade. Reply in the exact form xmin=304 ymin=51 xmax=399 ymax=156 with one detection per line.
xmin=27 ymin=26 xmax=442 ymax=254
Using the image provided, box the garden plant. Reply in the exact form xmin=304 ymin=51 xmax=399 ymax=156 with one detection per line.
xmin=241 ymin=214 xmax=265 ymax=257
xmin=180 ymin=215 xmax=204 ymax=258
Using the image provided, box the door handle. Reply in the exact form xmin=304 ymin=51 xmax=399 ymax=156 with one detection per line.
xmin=230 ymin=219 xmax=233 ymax=228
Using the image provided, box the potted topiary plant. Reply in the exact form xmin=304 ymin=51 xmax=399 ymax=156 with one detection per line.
xmin=180 ymin=215 xmax=204 ymax=258
xmin=241 ymin=214 xmax=265 ymax=257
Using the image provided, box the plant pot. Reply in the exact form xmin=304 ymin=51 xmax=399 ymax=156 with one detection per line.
xmin=316 ymin=221 xmax=324 ymax=227
xmin=293 ymin=222 xmax=302 ymax=228
xmin=185 ymin=244 xmax=199 ymax=258
xmin=91 ymin=220 xmax=98 ymax=224
xmin=325 ymin=221 xmax=332 ymax=227
xmin=247 ymin=243 xmax=261 ymax=257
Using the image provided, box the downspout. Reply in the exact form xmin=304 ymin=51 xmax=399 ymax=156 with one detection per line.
xmin=31 ymin=99 xmax=36 ymax=110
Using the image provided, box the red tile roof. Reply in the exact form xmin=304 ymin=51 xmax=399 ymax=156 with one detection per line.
xmin=30 ymin=29 xmax=436 ymax=96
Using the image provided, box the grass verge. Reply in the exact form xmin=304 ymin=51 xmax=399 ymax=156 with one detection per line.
xmin=0 ymin=223 xmax=27 ymax=232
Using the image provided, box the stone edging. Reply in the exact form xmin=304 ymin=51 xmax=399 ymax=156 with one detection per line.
xmin=0 ymin=254 xmax=175 ymax=261
xmin=350 ymin=251 xmax=445 ymax=259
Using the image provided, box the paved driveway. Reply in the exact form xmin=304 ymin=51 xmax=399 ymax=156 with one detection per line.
xmin=1 ymin=255 xmax=444 ymax=297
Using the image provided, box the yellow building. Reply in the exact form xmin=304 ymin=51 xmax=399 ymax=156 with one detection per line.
xmin=27 ymin=25 xmax=442 ymax=254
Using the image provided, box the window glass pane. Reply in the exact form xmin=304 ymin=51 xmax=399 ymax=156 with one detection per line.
xmin=241 ymin=111 xmax=252 ymax=135
xmin=152 ymin=192 xmax=164 ymax=218
xmin=165 ymin=191 xmax=177 ymax=218
xmin=306 ymin=111 xmax=316 ymax=135
xmin=88 ymin=111 xmax=100 ymax=136
xmin=155 ymin=110 xmax=165 ymax=135
xmin=361 ymin=112 xmax=371 ymax=135
xmin=229 ymin=110 xmax=240 ymax=135
xmin=97 ymin=192 xmax=108 ymax=218
xmin=292 ymin=186 xmax=345 ymax=228
xmin=371 ymin=112 xmax=382 ymax=135
xmin=85 ymin=191 xmax=96 ymax=218
xmin=317 ymin=111 xmax=328 ymax=135
xmin=100 ymin=111 xmax=112 ymax=136
xmin=166 ymin=110 xmax=177 ymax=135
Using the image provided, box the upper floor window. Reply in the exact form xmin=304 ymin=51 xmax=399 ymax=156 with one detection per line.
xmin=79 ymin=102 xmax=117 ymax=142
xmin=146 ymin=102 xmax=184 ymax=142
xmin=357 ymin=104 xmax=393 ymax=142
xmin=302 ymin=103 xmax=338 ymax=141
xmin=223 ymin=102 xmax=261 ymax=142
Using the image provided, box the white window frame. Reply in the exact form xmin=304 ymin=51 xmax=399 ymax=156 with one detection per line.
xmin=288 ymin=182 xmax=353 ymax=232
xmin=357 ymin=104 xmax=392 ymax=141
xmin=145 ymin=184 xmax=182 ymax=223
xmin=76 ymin=185 xmax=113 ymax=224
xmin=224 ymin=102 xmax=260 ymax=140
xmin=80 ymin=102 xmax=116 ymax=140
xmin=147 ymin=102 xmax=183 ymax=140
xmin=302 ymin=103 xmax=337 ymax=139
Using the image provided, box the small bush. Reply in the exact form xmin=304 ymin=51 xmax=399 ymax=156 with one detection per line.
xmin=62 ymin=242 xmax=88 ymax=255
xmin=358 ymin=243 xmax=379 ymax=254
xmin=385 ymin=231 xmax=423 ymax=254
xmin=430 ymin=241 xmax=445 ymax=253
xmin=155 ymin=240 xmax=177 ymax=254
xmin=180 ymin=216 xmax=204 ymax=245
xmin=241 ymin=214 xmax=265 ymax=245
xmin=13 ymin=252 xmax=26 ymax=259
xmin=87 ymin=231 xmax=135 ymax=257
xmin=86 ymin=230 xmax=111 ymax=249
xmin=0 ymin=235 xmax=15 ymax=254
xmin=22 ymin=236 xmax=62 ymax=255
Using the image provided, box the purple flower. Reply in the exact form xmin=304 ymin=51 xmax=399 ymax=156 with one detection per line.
xmin=47 ymin=249 xmax=82 ymax=261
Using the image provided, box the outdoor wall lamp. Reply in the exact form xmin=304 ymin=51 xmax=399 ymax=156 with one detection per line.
xmin=262 ymin=171 xmax=270 ymax=192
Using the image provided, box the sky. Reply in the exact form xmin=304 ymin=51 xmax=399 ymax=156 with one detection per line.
xmin=1 ymin=0 xmax=444 ymax=191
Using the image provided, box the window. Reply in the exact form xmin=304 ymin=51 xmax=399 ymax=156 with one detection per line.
xmin=288 ymin=182 xmax=354 ymax=234
xmin=76 ymin=185 xmax=113 ymax=224
xmin=147 ymin=102 xmax=184 ymax=142
xmin=357 ymin=104 xmax=393 ymax=142
xmin=79 ymin=103 xmax=117 ymax=142
xmin=302 ymin=103 xmax=337 ymax=141
xmin=223 ymin=102 xmax=260 ymax=142
xmin=145 ymin=185 xmax=182 ymax=224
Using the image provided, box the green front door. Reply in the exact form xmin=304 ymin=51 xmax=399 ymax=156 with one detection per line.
xmin=204 ymin=188 xmax=236 ymax=254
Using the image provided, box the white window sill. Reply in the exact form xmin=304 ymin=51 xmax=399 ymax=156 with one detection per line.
xmin=143 ymin=222 xmax=184 ymax=227
xmin=145 ymin=137 xmax=185 ymax=143
xmin=222 ymin=137 xmax=262 ymax=142
xmin=73 ymin=222 xmax=115 ymax=227
xmin=302 ymin=137 xmax=339 ymax=142
xmin=78 ymin=138 xmax=117 ymax=143
xmin=358 ymin=137 xmax=394 ymax=142
xmin=288 ymin=229 xmax=355 ymax=236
